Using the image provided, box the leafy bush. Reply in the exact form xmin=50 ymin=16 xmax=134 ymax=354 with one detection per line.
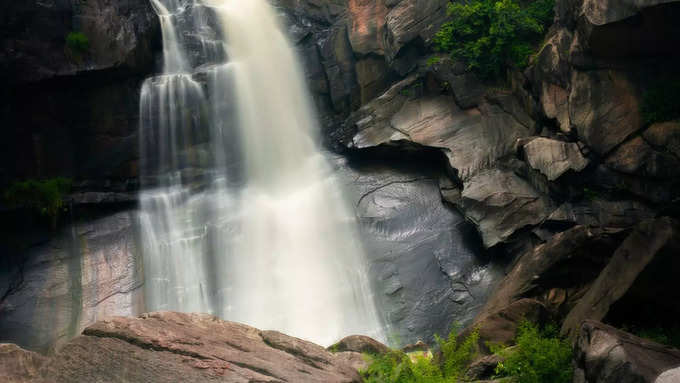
xmin=433 ymin=0 xmax=555 ymax=79
xmin=361 ymin=328 xmax=479 ymax=383
xmin=494 ymin=321 xmax=573 ymax=383
xmin=640 ymin=77 xmax=680 ymax=125
xmin=3 ymin=178 xmax=72 ymax=226
xmin=66 ymin=32 xmax=90 ymax=54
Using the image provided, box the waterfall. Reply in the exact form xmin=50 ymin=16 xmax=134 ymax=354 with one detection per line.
xmin=139 ymin=0 xmax=384 ymax=345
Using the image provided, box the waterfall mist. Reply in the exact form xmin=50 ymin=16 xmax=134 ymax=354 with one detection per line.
xmin=139 ymin=0 xmax=384 ymax=345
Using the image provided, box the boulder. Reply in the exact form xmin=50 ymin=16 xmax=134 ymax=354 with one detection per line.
xmin=523 ymin=137 xmax=589 ymax=181
xmin=582 ymin=0 xmax=680 ymax=25
xmin=384 ymin=0 xmax=449 ymax=60
xmin=573 ymin=320 xmax=680 ymax=383
xmin=643 ymin=121 xmax=680 ymax=158
xmin=562 ymin=218 xmax=680 ymax=339
xmin=347 ymin=0 xmax=388 ymax=56
xmin=458 ymin=168 xmax=555 ymax=248
xmin=605 ymin=136 xmax=680 ymax=179
xmin=569 ymin=70 xmax=642 ymax=155
xmin=0 ymin=312 xmax=363 ymax=382
xmin=545 ymin=198 xmax=655 ymax=229
xmin=462 ymin=299 xmax=550 ymax=353
xmin=478 ymin=225 xmax=623 ymax=318
xmin=465 ymin=353 xmax=505 ymax=380
xmin=657 ymin=367 xmax=680 ymax=383
xmin=346 ymin=76 xmax=533 ymax=182
xmin=0 ymin=344 xmax=46 ymax=383
xmin=329 ymin=335 xmax=389 ymax=355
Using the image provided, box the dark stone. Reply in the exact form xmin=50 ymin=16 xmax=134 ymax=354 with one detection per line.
xmin=573 ymin=320 xmax=680 ymax=383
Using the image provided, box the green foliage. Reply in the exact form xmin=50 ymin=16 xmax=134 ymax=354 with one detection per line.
xmin=624 ymin=326 xmax=680 ymax=349
xmin=361 ymin=327 xmax=479 ymax=383
xmin=432 ymin=0 xmax=555 ymax=79
xmin=494 ymin=321 xmax=573 ymax=383
xmin=640 ymin=77 xmax=680 ymax=125
xmin=66 ymin=32 xmax=90 ymax=54
xmin=3 ymin=178 xmax=72 ymax=225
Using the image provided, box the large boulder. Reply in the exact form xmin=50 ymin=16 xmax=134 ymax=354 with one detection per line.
xmin=573 ymin=320 xmax=680 ymax=383
xmin=457 ymin=168 xmax=555 ymax=248
xmin=523 ymin=137 xmax=589 ymax=181
xmin=0 ymin=344 xmax=46 ymax=383
xmin=562 ymin=218 xmax=680 ymax=339
xmin=1 ymin=312 xmax=363 ymax=382
xmin=345 ymin=76 xmax=533 ymax=182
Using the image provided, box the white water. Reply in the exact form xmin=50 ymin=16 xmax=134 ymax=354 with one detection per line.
xmin=139 ymin=0 xmax=384 ymax=345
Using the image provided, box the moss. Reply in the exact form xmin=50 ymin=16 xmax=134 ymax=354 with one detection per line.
xmin=3 ymin=177 xmax=72 ymax=228
xmin=65 ymin=31 xmax=90 ymax=61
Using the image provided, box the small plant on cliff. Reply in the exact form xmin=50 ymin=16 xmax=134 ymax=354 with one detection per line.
xmin=640 ymin=77 xmax=680 ymax=125
xmin=66 ymin=31 xmax=90 ymax=57
xmin=3 ymin=177 xmax=72 ymax=228
xmin=493 ymin=321 xmax=573 ymax=383
xmin=361 ymin=327 xmax=480 ymax=383
xmin=432 ymin=0 xmax=555 ymax=79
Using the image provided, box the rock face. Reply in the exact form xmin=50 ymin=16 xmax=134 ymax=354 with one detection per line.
xmin=0 ymin=210 xmax=144 ymax=353
xmin=2 ymin=312 xmax=364 ymax=383
xmin=574 ymin=320 xmax=680 ymax=383
xmin=336 ymin=155 xmax=503 ymax=345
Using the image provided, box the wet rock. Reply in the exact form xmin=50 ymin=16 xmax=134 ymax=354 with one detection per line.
xmin=0 ymin=211 xmax=144 ymax=353
xmin=329 ymin=335 xmax=389 ymax=355
xmin=336 ymin=156 xmax=502 ymax=346
xmin=523 ymin=137 xmax=589 ymax=181
xmin=458 ymin=168 xmax=555 ymax=248
xmin=562 ymin=218 xmax=680 ymax=339
xmin=347 ymin=0 xmax=388 ymax=56
xmin=0 ymin=344 xmax=46 ymax=383
xmin=573 ymin=320 xmax=680 ymax=383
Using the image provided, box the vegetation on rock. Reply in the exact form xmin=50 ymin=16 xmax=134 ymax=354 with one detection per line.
xmin=66 ymin=32 xmax=90 ymax=57
xmin=432 ymin=0 xmax=555 ymax=79
xmin=361 ymin=328 xmax=479 ymax=382
xmin=3 ymin=177 xmax=72 ymax=227
xmin=641 ymin=77 xmax=680 ymax=125
xmin=493 ymin=321 xmax=573 ymax=383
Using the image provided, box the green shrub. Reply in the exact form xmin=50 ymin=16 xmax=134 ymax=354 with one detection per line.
xmin=361 ymin=327 xmax=479 ymax=383
xmin=3 ymin=177 xmax=72 ymax=227
xmin=640 ymin=77 xmax=680 ymax=125
xmin=432 ymin=0 xmax=555 ymax=79
xmin=628 ymin=326 xmax=680 ymax=349
xmin=494 ymin=321 xmax=573 ymax=383
xmin=66 ymin=32 xmax=90 ymax=54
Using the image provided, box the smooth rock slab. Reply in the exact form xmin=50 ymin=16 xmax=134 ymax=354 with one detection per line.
xmin=26 ymin=312 xmax=362 ymax=383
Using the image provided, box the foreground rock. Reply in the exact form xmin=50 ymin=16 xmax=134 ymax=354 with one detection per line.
xmin=2 ymin=312 xmax=363 ymax=383
xmin=574 ymin=320 xmax=680 ymax=383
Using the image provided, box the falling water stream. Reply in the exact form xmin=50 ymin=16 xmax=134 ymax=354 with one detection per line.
xmin=139 ymin=0 xmax=384 ymax=345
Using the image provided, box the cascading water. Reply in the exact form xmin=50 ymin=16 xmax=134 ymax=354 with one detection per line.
xmin=139 ymin=0 xmax=384 ymax=345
